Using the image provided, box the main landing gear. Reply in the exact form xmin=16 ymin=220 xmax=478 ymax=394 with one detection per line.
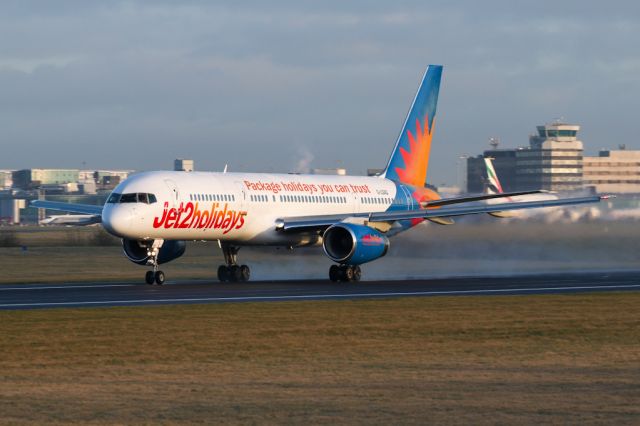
xmin=144 ymin=239 xmax=166 ymax=285
xmin=217 ymin=244 xmax=251 ymax=282
xmin=329 ymin=265 xmax=361 ymax=282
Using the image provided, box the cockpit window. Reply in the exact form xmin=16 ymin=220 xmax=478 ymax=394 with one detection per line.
xmin=109 ymin=193 xmax=157 ymax=204
xmin=120 ymin=193 xmax=138 ymax=203
xmin=107 ymin=193 xmax=121 ymax=203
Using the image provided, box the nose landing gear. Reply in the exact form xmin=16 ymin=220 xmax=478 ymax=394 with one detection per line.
xmin=145 ymin=268 xmax=165 ymax=285
xmin=144 ymin=239 xmax=166 ymax=285
xmin=329 ymin=264 xmax=361 ymax=282
xmin=217 ymin=244 xmax=251 ymax=282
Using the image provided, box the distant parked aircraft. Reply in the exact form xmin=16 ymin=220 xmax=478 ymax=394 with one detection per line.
xmin=40 ymin=214 xmax=102 ymax=226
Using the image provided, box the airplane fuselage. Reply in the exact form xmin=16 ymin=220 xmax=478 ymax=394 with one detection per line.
xmin=102 ymin=171 xmax=436 ymax=246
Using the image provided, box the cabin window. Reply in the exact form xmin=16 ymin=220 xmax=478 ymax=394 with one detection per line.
xmin=107 ymin=193 xmax=121 ymax=203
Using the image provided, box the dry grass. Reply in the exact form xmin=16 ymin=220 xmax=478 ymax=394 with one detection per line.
xmin=1 ymin=294 xmax=639 ymax=424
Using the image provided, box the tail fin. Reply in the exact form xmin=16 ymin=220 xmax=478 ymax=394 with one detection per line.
xmin=484 ymin=157 xmax=504 ymax=194
xmin=484 ymin=157 xmax=515 ymax=217
xmin=382 ymin=65 xmax=442 ymax=187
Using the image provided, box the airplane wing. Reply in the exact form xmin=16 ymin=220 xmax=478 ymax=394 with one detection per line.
xmin=276 ymin=195 xmax=607 ymax=232
xmin=420 ymin=189 xmax=548 ymax=208
xmin=30 ymin=200 xmax=103 ymax=216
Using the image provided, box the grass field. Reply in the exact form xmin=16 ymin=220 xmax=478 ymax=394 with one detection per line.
xmin=1 ymin=221 xmax=639 ymax=283
xmin=1 ymin=294 xmax=639 ymax=424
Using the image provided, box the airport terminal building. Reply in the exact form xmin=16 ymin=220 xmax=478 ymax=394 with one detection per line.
xmin=516 ymin=123 xmax=583 ymax=192
xmin=467 ymin=121 xmax=640 ymax=195
xmin=583 ymin=149 xmax=640 ymax=194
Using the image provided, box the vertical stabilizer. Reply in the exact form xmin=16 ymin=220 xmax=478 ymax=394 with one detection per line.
xmin=484 ymin=157 xmax=504 ymax=195
xmin=382 ymin=65 xmax=442 ymax=187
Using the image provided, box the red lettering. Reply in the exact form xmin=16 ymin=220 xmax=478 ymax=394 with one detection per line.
xmin=165 ymin=208 xmax=177 ymax=228
xmin=190 ymin=203 xmax=202 ymax=228
xmin=205 ymin=203 xmax=217 ymax=228
xmin=173 ymin=202 xmax=184 ymax=228
xmin=199 ymin=210 xmax=210 ymax=228
xmin=214 ymin=204 xmax=228 ymax=228
xmin=179 ymin=203 xmax=194 ymax=228
xmin=235 ymin=212 xmax=245 ymax=229
xmin=153 ymin=202 xmax=169 ymax=228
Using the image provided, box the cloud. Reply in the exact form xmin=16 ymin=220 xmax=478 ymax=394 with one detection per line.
xmin=0 ymin=1 xmax=639 ymax=181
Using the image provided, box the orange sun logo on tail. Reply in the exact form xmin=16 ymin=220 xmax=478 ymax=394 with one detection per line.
xmin=394 ymin=113 xmax=434 ymax=188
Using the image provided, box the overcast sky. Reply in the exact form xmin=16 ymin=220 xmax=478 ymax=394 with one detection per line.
xmin=1 ymin=1 xmax=639 ymax=185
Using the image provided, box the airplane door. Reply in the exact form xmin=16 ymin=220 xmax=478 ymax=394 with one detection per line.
xmin=233 ymin=181 xmax=246 ymax=212
xmin=351 ymin=192 xmax=361 ymax=214
xmin=164 ymin=179 xmax=180 ymax=208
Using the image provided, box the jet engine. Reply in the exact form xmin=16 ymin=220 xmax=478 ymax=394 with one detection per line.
xmin=322 ymin=223 xmax=389 ymax=265
xmin=122 ymin=239 xmax=186 ymax=265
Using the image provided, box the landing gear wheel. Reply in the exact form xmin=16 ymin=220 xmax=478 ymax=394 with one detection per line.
xmin=351 ymin=265 xmax=362 ymax=282
xmin=218 ymin=244 xmax=251 ymax=283
xmin=217 ymin=265 xmax=229 ymax=282
xmin=145 ymin=271 xmax=155 ymax=285
xmin=230 ymin=265 xmax=242 ymax=282
xmin=343 ymin=266 xmax=354 ymax=282
xmin=329 ymin=265 xmax=340 ymax=282
xmin=240 ymin=265 xmax=250 ymax=282
xmin=154 ymin=270 xmax=165 ymax=285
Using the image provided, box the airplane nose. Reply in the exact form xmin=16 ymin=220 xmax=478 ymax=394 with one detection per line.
xmin=102 ymin=205 xmax=133 ymax=237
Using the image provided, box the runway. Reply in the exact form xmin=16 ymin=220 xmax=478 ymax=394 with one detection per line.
xmin=2 ymin=271 xmax=640 ymax=310
xmin=1 ymin=270 xmax=639 ymax=310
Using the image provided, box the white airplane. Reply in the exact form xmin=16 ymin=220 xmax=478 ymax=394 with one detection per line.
xmin=31 ymin=65 xmax=607 ymax=284
xmin=483 ymin=157 xmax=602 ymax=221
xmin=40 ymin=214 xmax=102 ymax=226
xmin=483 ymin=157 xmax=558 ymax=219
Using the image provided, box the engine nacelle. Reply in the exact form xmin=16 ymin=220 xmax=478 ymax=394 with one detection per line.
xmin=122 ymin=239 xmax=186 ymax=265
xmin=322 ymin=223 xmax=389 ymax=265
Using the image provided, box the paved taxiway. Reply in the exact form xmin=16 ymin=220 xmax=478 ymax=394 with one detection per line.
xmin=1 ymin=271 xmax=639 ymax=310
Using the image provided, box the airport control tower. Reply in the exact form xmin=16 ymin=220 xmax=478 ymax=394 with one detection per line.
xmin=516 ymin=121 xmax=583 ymax=192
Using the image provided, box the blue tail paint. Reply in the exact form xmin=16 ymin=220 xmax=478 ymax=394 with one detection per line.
xmin=382 ymin=65 xmax=442 ymax=187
